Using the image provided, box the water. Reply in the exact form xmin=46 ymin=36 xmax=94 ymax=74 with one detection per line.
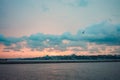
xmin=0 ymin=62 xmax=120 ymax=80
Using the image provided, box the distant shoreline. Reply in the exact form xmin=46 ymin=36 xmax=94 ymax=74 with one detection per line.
xmin=0 ymin=60 xmax=120 ymax=64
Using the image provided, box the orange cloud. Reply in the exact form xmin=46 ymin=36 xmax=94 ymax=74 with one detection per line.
xmin=0 ymin=43 xmax=120 ymax=58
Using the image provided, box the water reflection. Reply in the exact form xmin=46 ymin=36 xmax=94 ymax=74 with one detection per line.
xmin=0 ymin=62 xmax=120 ymax=80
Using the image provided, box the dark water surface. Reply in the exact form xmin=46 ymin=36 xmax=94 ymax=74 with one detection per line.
xmin=0 ymin=62 xmax=120 ymax=80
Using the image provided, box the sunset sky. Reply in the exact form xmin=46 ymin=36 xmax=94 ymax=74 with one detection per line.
xmin=0 ymin=0 xmax=120 ymax=58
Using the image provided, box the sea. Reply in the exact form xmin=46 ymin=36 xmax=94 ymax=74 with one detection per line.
xmin=0 ymin=62 xmax=120 ymax=80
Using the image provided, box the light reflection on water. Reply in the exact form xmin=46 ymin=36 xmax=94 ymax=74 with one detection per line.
xmin=0 ymin=62 xmax=120 ymax=80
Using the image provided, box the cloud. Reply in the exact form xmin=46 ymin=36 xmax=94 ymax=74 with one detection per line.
xmin=61 ymin=0 xmax=88 ymax=7
xmin=78 ymin=21 xmax=120 ymax=45
xmin=0 ymin=34 xmax=24 ymax=46
xmin=0 ymin=21 xmax=120 ymax=54
xmin=77 ymin=0 xmax=88 ymax=7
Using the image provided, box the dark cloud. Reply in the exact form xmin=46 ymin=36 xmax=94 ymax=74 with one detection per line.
xmin=0 ymin=21 xmax=120 ymax=52
xmin=79 ymin=21 xmax=120 ymax=45
xmin=0 ymin=34 xmax=24 ymax=46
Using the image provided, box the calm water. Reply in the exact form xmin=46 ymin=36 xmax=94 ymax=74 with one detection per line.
xmin=0 ymin=62 xmax=120 ymax=80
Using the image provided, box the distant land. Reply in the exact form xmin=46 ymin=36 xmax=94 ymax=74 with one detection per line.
xmin=1 ymin=54 xmax=120 ymax=60
xmin=0 ymin=54 xmax=120 ymax=64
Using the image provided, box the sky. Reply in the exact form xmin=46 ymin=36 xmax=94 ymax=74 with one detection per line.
xmin=0 ymin=0 xmax=120 ymax=58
